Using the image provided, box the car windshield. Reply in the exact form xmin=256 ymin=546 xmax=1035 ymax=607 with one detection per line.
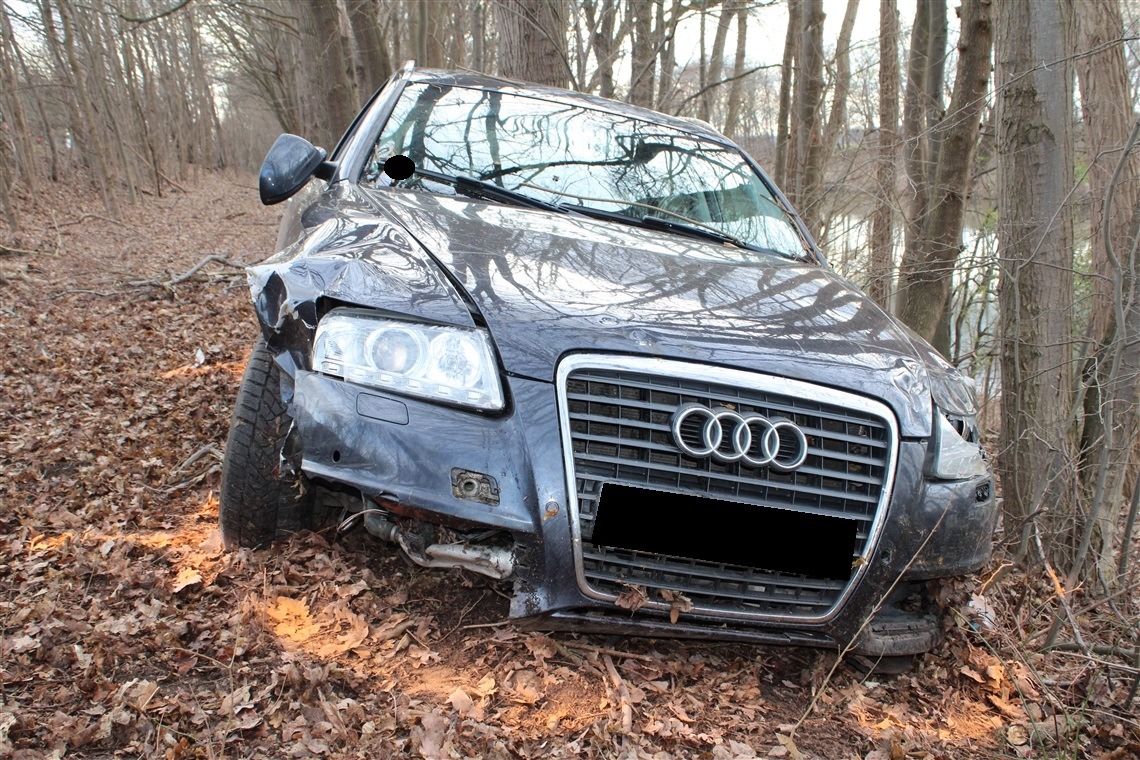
xmin=362 ymin=83 xmax=810 ymax=261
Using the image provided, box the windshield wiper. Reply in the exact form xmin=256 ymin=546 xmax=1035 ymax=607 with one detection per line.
xmin=566 ymin=205 xmax=768 ymax=253
xmin=412 ymin=167 xmax=566 ymax=214
xmin=639 ymin=214 xmax=753 ymax=250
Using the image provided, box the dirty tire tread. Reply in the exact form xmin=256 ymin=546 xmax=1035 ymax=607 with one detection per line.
xmin=219 ymin=337 xmax=311 ymax=548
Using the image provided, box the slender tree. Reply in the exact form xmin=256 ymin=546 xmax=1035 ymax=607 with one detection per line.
xmin=1067 ymin=0 xmax=1140 ymax=584
xmin=868 ymin=0 xmax=900 ymax=310
xmin=788 ymin=0 xmax=825 ymax=239
xmin=774 ymin=0 xmax=800 ymax=188
xmin=895 ymin=0 xmax=994 ymax=349
xmin=996 ymin=0 xmax=1076 ymax=561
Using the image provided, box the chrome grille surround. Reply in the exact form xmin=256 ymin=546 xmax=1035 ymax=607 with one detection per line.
xmin=555 ymin=354 xmax=900 ymax=625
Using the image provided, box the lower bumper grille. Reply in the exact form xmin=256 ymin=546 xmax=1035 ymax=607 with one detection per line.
xmin=558 ymin=356 xmax=898 ymax=623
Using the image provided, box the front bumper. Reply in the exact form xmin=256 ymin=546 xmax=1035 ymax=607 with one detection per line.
xmin=288 ymin=363 xmax=996 ymax=652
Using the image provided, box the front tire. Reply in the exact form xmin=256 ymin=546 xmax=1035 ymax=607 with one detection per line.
xmin=219 ymin=337 xmax=312 ymax=547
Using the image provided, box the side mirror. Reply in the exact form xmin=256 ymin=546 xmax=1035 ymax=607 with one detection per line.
xmin=259 ymin=134 xmax=329 ymax=205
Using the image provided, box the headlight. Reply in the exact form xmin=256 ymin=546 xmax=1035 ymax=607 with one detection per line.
xmin=313 ymin=308 xmax=504 ymax=411
xmin=927 ymin=411 xmax=988 ymax=480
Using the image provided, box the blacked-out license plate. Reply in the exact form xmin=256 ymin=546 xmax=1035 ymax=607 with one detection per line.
xmin=592 ymin=483 xmax=857 ymax=581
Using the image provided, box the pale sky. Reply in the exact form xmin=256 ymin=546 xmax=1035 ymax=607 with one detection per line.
xmin=675 ymin=0 xmax=937 ymax=69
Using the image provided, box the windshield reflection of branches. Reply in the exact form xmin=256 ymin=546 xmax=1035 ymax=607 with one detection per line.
xmin=367 ymin=84 xmax=806 ymax=257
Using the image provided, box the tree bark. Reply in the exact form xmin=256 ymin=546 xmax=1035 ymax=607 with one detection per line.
xmin=996 ymin=0 xmax=1076 ymax=561
xmin=655 ymin=0 xmax=683 ymax=110
xmin=55 ymin=0 xmax=119 ymax=215
xmin=495 ymin=0 xmax=569 ymax=88
xmin=789 ymin=0 xmax=825 ymax=239
xmin=0 ymin=2 xmax=36 ymax=192
xmin=895 ymin=0 xmax=993 ymax=347
xmin=306 ymin=0 xmax=357 ymax=148
xmin=774 ymin=0 xmax=800 ymax=189
xmin=349 ymin=0 xmax=392 ymax=100
xmin=822 ymin=0 xmax=860 ymax=155
xmin=1068 ymin=0 xmax=1140 ymax=584
xmin=722 ymin=7 xmax=749 ymax=137
xmin=699 ymin=2 xmax=735 ymax=122
xmin=629 ymin=0 xmax=655 ymax=105
xmin=868 ymin=0 xmax=900 ymax=311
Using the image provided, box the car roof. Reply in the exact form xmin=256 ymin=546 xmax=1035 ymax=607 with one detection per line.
xmin=407 ymin=68 xmax=729 ymax=145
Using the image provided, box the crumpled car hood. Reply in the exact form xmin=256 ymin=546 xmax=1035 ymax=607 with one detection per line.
xmin=363 ymin=188 xmax=946 ymax=436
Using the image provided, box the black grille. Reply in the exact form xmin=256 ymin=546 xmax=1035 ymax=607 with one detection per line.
xmin=565 ymin=366 xmax=893 ymax=619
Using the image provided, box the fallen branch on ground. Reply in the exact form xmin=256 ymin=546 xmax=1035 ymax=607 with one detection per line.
xmin=127 ymin=254 xmax=245 ymax=289
xmin=0 ymin=242 xmax=38 ymax=256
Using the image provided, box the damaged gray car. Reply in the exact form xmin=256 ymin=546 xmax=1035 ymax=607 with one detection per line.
xmin=220 ymin=63 xmax=996 ymax=664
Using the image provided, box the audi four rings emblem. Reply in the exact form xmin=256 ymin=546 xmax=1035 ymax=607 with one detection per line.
xmin=670 ymin=402 xmax=809 ymax=471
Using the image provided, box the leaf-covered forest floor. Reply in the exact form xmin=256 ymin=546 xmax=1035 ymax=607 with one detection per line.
xmin=1 ymin=173 xmax=1137 ymax=759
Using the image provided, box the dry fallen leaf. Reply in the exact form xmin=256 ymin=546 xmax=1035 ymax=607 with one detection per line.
xmin=960 ymin=665 xmax=985 ymax=684
xmin=266 ymin=596 xmax=321 ymax=642
xmin=418 ymin=711 xmax=449 ymax=760
xmin=775 ymin=733 xmax=803 ymax=760
xmin=614 ymin=584 xmax=649 ymax=613
xmin=447 ymin=688 xmax=483 ymax=720
xmin=659 ymin=588 xmax=694 ymax=624
xmin=171 ymin=567 xmax=203 ymax=594
xmin=474 ymin=675 xmax=497 ymax=698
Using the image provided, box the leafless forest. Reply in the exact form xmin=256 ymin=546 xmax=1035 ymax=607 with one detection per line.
xmin=1 ymin=0 xmax=1139 ymax=757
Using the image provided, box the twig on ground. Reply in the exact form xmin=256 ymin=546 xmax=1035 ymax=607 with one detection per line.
xmin=1044 ymin=648 xmax=1140 ymax=675
xmin=1042 ymin=642 xmax=1136 ymax=659
xmin=603 ymin=654 xmax=634 ymax=736
xmin=562 ymin=642 xmax=658 ymax=663
xmin=159 ymin=171 xmax=189 ymax=193
xmin=55 ymin=212 xmax=124 ymax=228
xmin=458 ymin=620 xmax=509 ymax=630
xmin=1035 ymin=525 xmax=1090 ymax=651
xmin=164 ymin=445 xmax=223 ymax=484
xmin=127 ymin=254 xmax=245 ymax=289
xmin=0 ymin=242 xmax=37 ymax=256
xmin=59 ymin=289 xmax=119 ymax=297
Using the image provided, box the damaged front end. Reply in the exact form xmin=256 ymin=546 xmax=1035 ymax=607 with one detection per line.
xmin=230 ymin=213 xmax=996 ymax=660
xmin=220 ymin=67 xmax=997 ymax=662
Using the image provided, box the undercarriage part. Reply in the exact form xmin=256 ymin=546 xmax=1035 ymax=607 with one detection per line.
xmin=362 ymin=510 xmax=514 ymax=580
xmin=849 ymin=654 xmax=915 ymax=675
xmin=851 ymin=584 xmax=939 ymax=657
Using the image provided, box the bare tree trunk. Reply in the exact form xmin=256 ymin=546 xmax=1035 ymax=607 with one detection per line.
xmin=495 ymin=0 xmax=569 ymax=87
xmin=790 ymin=0 xmax=825 ymax=239
xmin=349 ymin=0 xmax=392 ymax=99
xmin=823 ymin=0 xmax=860 ymax=153
xmin=629 ymin=0 xmax=655 ymax=105
xmin=869 ymin=0 xmax=900 ymax=311
xmin=655 ymin=0 xmax=683 ymax=110
xmin=417 ymin=0 xmax=444 ymax=67
xmin=699 ymin=2 xmax=735 ymax=122
xmin=1068 ymin=0 xmax=1140 ymax=584
xmin=55 ymin=0 xmax=119 ymax=215
xmin=722 ymin=6 xmax=749 ymax=137
xmin=901 ymin=0 xmax=929 ymax=230
xmin=0 ymin=3 xmax=36 ymax=192
xmin=895 ymin=0 xmax=993 ymax=347
xmin=996 ymin=0 xmax=1076 ymax=562
xmin=306 ymin=0 xmax=357 ymax=147
xmin=0 ymin=139 xmax=17 ymax=233
xmin=774 ymin=0 xmax=800 ymax=188
xmin=472 ymin=0 xmax=485 ymax=71
xmin=582 ymin=0 xmax=620 ymax=98
xmin=11 ymin=28 xmax=59 ymax=181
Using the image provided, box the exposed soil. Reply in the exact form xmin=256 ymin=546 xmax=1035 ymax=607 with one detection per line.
xmin=1 ymin=173 xmax=1136 ymax=758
